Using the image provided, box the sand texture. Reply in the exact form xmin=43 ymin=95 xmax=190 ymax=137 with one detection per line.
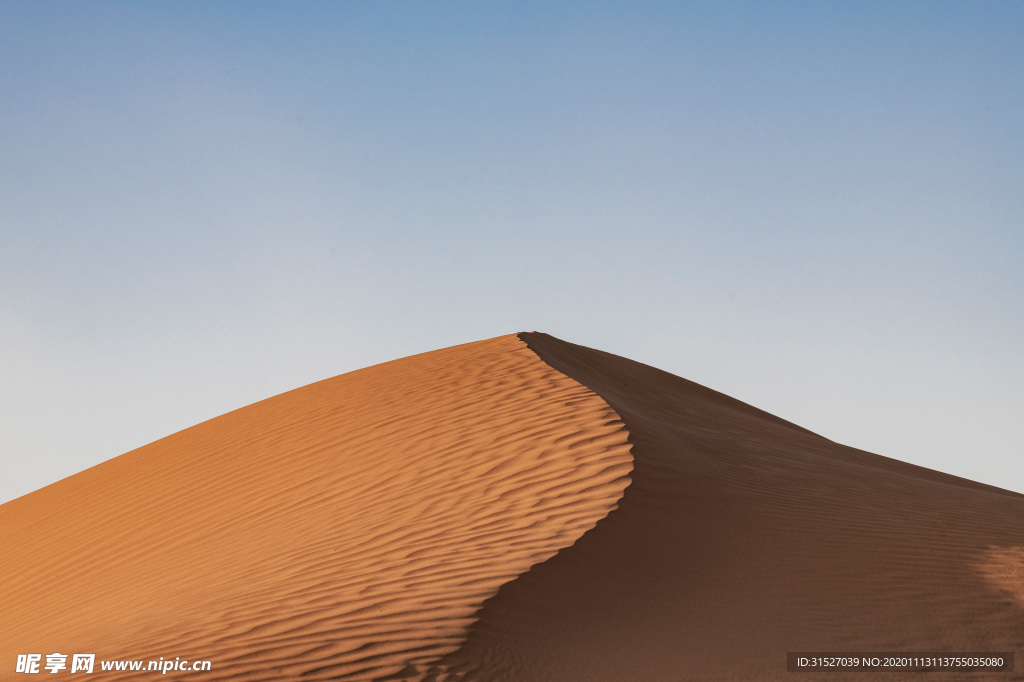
xmin=3 ymin=332 xmax=1024 ymax=680
xmin=0 ymin=334 xmax=632 ymax=679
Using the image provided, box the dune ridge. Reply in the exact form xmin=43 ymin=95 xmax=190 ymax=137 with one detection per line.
xmin=435 ymin=333 xmax=1024 ymax=680
xmin=0 ymin=334 xmax=632 ymax=680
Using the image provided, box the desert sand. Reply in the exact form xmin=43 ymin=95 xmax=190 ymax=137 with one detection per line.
xmin=2 ymin=332 xmax=1023 ymax=680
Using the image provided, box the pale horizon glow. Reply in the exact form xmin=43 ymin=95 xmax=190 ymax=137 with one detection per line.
xmin=2 ymin=1 xmax=1022 ymax=503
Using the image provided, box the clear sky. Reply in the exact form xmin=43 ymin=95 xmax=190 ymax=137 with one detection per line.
xmin=2 ymin=1 xmax=1022 ymax=503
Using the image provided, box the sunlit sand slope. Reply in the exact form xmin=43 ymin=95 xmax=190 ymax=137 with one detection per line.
xmin=0 ymin=334 xmax=632 ymax=680
xmin=438 ymin=333 xmax=1024 ymax=681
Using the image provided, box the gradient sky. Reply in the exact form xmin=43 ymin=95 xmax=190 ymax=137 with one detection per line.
xmin=2 ymin=1 xmax=1022 ymax=503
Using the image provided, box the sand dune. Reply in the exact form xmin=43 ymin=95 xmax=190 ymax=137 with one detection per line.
xmin=3 ymin=332 xmax=1023 ymax=680
xmin=0 ymin=335 xmax=632 ymax=680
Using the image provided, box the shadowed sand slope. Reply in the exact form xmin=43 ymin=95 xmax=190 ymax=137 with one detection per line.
xmin=438 ymin=333 xmax=1024 ymax=681
xmin=0 ymin=334 xmax=633 ymax=680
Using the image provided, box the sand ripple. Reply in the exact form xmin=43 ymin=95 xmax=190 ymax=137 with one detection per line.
xmin=0 ymin=335 xmax=631 ymax=680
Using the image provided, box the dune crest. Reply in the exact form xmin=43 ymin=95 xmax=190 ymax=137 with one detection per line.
xmin=0 ymin=334 xmax=632 ymax=680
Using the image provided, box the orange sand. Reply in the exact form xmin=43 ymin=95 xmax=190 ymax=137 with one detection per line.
xmin=0 ymin=335 xmax=632 ymax=679
xmin=3 ymin=332 xmax=1023 ymax=680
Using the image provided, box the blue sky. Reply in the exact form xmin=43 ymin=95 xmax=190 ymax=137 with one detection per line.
xmin=2 ymin=1 xmax=1022 ymax=503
